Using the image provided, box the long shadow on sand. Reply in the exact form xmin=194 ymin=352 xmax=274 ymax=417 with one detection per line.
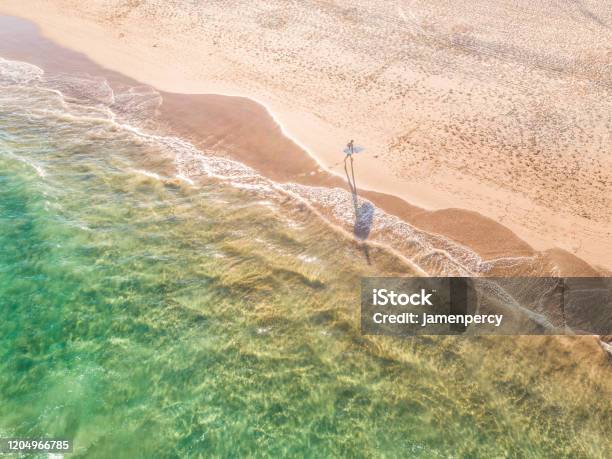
xmin=344 ymin=157 xmax=374 ymax=264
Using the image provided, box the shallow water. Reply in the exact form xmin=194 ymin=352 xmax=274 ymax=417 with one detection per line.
xmin=0 ymin=56 xmax=611 ymax=458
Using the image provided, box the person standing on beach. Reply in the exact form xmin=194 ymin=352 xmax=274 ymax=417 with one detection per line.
xmin=345 ymin=139 xmax=355 ymax=162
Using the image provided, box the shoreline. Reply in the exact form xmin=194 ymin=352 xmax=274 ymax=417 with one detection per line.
xmin=0 ymin=11 xmax=606 ymax=276
xmin=0 ymin=1 xmax=609 ymax=272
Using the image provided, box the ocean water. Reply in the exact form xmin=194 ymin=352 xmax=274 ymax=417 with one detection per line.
xmin=0 ymin=56 xmax=611 ymax=458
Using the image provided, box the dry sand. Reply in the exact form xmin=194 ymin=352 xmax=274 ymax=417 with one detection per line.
xmin=0 ymin=0 xmax=610 ymax=271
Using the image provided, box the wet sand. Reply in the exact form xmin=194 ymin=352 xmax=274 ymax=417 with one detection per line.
xmin=0 ymin=14 xmax=603 ymax=278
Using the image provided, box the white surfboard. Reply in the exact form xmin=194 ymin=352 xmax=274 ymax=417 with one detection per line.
xmin=343 ymin=145 xmax=365 ymax=155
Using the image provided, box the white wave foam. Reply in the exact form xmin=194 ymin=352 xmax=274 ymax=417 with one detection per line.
xmin=6 ymin=151 xmax=46 ymax=177
xmin=298 ymin=254 xmax=318 ymax=263
xmin=0 ymin=57 xmax=44 ymax=85
xmin=1 ymin=57 xmax=162 ymax=133
xmin=44 ymin=72 xmax=115 ymax=106
xmin=175 ymin=174 xmax=195 ymax=185
xmin=133 ymin=169 xmax=163 ymax=180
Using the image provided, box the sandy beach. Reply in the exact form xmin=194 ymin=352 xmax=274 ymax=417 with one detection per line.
xmin=1 ymin=0 xmax=610 ymax=272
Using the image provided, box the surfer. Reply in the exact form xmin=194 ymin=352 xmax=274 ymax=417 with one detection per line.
xmin=345 ymin=139 xmax=355 ymax=163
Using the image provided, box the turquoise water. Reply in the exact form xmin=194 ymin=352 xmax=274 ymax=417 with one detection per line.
xmin=0 ymin=57 xmax=611 ymax=458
